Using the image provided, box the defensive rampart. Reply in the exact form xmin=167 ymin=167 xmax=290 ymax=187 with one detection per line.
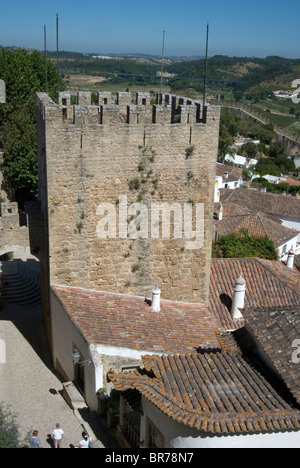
xmin=36 ymin=91 xmax=220 ymax=312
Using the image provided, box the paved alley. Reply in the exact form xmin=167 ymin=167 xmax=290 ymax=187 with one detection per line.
xmin=0 ymin=300 xmax=117 ymax=448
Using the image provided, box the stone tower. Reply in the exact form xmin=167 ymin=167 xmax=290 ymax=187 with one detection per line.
xmin=36 ymin=91 xmax=220 ymax=331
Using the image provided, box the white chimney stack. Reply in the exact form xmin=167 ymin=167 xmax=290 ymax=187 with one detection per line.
xmin=287 ymin=248 xmax=295 ymax=269
xmin=152 ymin=284 xmax=161 ymax=312
xmin=218 ymin=203 xmax=223 ymax=221
xmin=231 ymin=276 xmax=246 ymax=320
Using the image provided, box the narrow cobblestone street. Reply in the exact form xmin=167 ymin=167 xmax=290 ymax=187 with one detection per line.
xmin=0 ymin=299 xmax=117 ymax=448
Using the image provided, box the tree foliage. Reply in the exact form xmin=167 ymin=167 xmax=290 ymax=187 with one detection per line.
xmin=0 ymin=402 xmax=20 ymax=448
xmin=215 ymin=229 xmax=278 ymax=260
xmin=0 ymin=48 xmax=65 ymax=202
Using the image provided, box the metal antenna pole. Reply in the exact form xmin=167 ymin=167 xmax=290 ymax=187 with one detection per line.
xmin=203 ymin=23 xmax=209 ymax=108
xmin=56 ymin=14 xmax=60 ymax=100
xmin=44 ymin=24 xmax=48 ymax=94
xmin=160 ymin=30 xmax=165 ymax=94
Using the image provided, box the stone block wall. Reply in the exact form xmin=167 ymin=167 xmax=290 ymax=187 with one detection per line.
xmin=0 ymin=202 xmax=30 ymax=257
xmin=36 ymin=91 xmax=220 ymax=306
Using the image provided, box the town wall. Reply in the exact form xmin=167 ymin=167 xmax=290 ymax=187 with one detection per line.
xmin=224 ymin=105 xmax=300 ymax=155
xmin=36 ymin=91 xmax=220 ymax=308
xmin=0 ymin=202 xmax=30 ymax=257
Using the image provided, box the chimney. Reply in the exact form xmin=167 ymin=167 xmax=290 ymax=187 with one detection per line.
xmin=214 ymin=178 xmax=220 ymax=203
xmin=224 ymin=171 xmax=229 ymax=180
xmin=218 ymin=203 xmax=223 ymax=221
xmin=231 ymin=276 xmax=246 ymax=320
xmin=287 ymin=248 xmax=295 ymax=269
xmin=152 ymin=284 xmax=161 ymax=312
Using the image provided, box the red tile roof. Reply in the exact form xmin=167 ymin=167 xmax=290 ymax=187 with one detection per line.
xmin=216 ymin=163 xmax=243 ymax=183
xmin=51 ymin=286 xmax=221 ymax=353
xmin=220 ymin=188 xmax=300 ymax=218
xmin=244 ymin=307 xmax=300 ymax=406
xmin=209 ymin=258 xmax=300 ymax=331
xmin=215 ymin=211 xmax=298 ymax=247
xmin=109 ymin=352 xmax=300 ymax=434
xmin=52 ymin=258 xmax=300 ymax=349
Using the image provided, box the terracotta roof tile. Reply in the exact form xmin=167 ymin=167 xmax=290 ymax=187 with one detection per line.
xmin=51 ymin=286 xmax=221 ymax=353
xmin=109 ymin=352 xmax=300 ymax=434
xmin=243 ymin=306 xmax=300 ymax=406
xmin=52 ymin=258 xmax=300 ymax=350
xmin=209 ymin=258 xmax=300 ymax=331
xmin=216 ymin=163 xmax=243 ymax=183
xmin=220 ymin=188 xmax=300 ymax=218
xmin=215 ymin=211 xmax=299 ymax=247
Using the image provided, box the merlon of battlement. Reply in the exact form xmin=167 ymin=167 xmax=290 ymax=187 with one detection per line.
xmin=37 ymin=91 xmax=219 ymax=126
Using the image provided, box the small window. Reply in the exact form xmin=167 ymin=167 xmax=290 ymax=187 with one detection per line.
xmin=146 ymin=419 xmax=164 ymax=448
xmin=142 ymin=98 xmax=147 ymax=106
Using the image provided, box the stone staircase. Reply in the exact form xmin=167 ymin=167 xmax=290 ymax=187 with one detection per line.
xmin=0 ymin=261 xmax=41 ymax=306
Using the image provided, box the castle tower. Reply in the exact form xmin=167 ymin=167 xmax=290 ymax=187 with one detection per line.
xmin=36 ymin=91 xmax=220 ymax=320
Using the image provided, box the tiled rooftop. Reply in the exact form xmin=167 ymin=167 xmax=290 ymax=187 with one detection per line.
xmin=220 ymin=188 xmax=300 ymax=219
xmin=215 ymin=211 xmax=298 ymax=247
xmin=51 ymin=258 xmax=300 ymax=436
xmin=51 ymin=286 xmax=221 ymax=354
xmin=216 ymin=163 xmax=243 ymax=183
xmin=244 ymin=307 xmax=300 ymax=406
xmin=109 ymin=352 xmax=300 ymax=434
xmin=209 ymin=258 xmax=300 ymax=331
xmin=52 ymin=258 xmax=300 ymax=351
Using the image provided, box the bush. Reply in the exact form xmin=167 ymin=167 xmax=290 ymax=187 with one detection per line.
xmin=0 ymin=402 xmax=20 ymax=448
xmin=216 ymin=229 xmax=278 ymax=260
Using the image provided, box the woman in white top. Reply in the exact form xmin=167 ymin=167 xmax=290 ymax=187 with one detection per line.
xmin=79 ymin=432 xmax=93 ymax=448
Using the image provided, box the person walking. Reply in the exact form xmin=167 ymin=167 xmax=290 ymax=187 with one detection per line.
xmin=78 ymin=432 xmax=94 ymax=448
xmin=51 ymin=423 xmax=64 ymax=448
xmin=29 ymin=430 xmax=43 ymax=448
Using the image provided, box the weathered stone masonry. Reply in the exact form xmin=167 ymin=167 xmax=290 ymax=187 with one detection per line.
xmin=36 ymin=91 xmax=220 ymax=334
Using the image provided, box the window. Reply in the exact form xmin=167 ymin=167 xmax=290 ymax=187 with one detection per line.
xmin=146 ymin=419 xmax=164 ymax=448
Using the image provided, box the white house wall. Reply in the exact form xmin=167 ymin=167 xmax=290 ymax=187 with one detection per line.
xmin=277 ymin=235 xmax=299 ymax=261
xmin=50 ymin=288 xmax=99 ymax=410
xmin=141 ymin=398 xmax=300 ymax=449
xmin=50 ymin=288 xmax=159 ymax=411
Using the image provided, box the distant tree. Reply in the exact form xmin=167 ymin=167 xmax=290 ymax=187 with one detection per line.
xmin=268 ymin=141 xmax=296 ymax=174
xmin=269 ymin=141 xmax=288 ymax=160
xmin=255 ymin=158 xmax=282 ymax=177
xmin=241 ymin=141 xmax=257 ymax=159
xmin=0 ymin=48 xmax=65 ymax=202
xmin=218 ymin=133 xmax=235 ymax=163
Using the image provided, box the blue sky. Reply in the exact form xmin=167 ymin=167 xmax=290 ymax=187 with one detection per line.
xmin=1 ymin=0 xmax=300 ymax=58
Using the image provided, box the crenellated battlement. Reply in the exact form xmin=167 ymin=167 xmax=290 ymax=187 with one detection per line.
xmin=38 ymin=91 xmax=217 ymax=127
